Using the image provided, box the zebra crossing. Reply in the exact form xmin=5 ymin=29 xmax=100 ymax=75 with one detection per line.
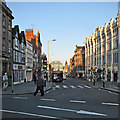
xmin=54 ymin=84 xmax=92 ymax=89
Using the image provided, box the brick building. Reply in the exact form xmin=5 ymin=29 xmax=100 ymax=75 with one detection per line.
xmin=25 ymin=29 xmax=42 ymax=73
xmin=70 ymin=45 xmax=85 ymax=78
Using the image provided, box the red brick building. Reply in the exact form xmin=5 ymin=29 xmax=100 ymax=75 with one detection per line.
xmin=25 ymin=29 xmax=42 ymax=73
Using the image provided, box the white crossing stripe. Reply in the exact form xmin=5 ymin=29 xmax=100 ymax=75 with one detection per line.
xmin=78 ymin=86 xmax=83 ymax=88
xmin=55 ymin=85 xmax=60 ymax=88
xmin=63 ymin=85 xmax=68 ymax=88
xmin=70 ymin=100 xmax=86 ymax=103
xmin=85 ymin=86 xmax=91 ymax=89
xmin=102 ymin=102 xmax=119 ymax=106
xmin=41 ymin=99 xmax=55 ymax=102
xmin=70 ymin=85 xmax=76 ymax=88
xmin=37 ymin=105 xmax=107 ymax=116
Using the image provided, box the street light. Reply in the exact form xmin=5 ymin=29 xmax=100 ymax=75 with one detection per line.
xmin=48 ymin=39 xmax=56 ymax=82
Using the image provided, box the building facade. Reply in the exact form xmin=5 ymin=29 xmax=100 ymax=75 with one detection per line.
xmin=25 ymin=40 xmax=33 ymax=82
xmin=51 ymin=61 xmax=63 ymax=71
xmin=63 ymin=61 xmax=69 ymax=76
xmin=12 ymin=25 xmax=26 ymax=84
xmin=70 ymin=45 xmax=85 ymax=78
xmin=69 ymin=57 xmax=75 ymax=77
xmin=25 ymin=29 xmax=42 ymax=74
xmin=1 ymin=1 xmax=14 ymax=87
xmin=85 ymin=10 xmax=120 ymax=82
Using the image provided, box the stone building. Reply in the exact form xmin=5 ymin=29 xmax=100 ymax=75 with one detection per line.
xmin=85 ymin=10 xmax=120 ymax=82
xmin=51 ymin=61 xmax=63 ymax=71
xmin=1 ymin=1 xmax=14 ymax=86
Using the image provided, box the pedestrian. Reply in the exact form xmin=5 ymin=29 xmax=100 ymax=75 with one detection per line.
xmin=34 ymin=71 xmax=44 ymax=96
xmin=2 ymin=73 xmax=8 ymax=89
xmin=33 ymin=71 xmax=37 ymax=84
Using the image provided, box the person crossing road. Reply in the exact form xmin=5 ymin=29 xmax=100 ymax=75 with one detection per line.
xmin=34 ymin=71 xmax=45 ymax=96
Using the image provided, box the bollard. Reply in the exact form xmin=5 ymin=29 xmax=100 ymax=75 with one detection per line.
xmin=103 ymin=81 xmax=105 ymax=88
xmin=93 ymin=79 xmax=95 ymax=86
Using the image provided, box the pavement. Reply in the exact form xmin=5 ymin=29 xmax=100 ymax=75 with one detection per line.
xmin=2 ymin=80 xmax=53 ymax=95
xmin=84 ymin=78 xmax=120 ymax=94
xmin=2 ymin=78 xmax=120 ymax=95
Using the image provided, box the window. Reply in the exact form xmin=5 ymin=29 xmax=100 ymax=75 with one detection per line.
xmin=2 ymin=14 xmax=6 ymax=27
xmin=114 ymin=53 xmax=118 ymax=64
xmin=8 ymin=20 xmax=11 ymax=31
xmin=107 ymin=40 xmax=111 ymax=51
xmin=2 ymin=38 xmax=5 ymax=51
xmin=113 ymin=38 xmax=118 ymax=49
xmin=8 ymin=41 xmax=11 ymax=53
xmin=107 ymin=54 xmax=111 ymax=66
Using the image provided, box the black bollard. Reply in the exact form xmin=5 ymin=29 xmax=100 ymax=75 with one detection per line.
xmin=93 ymin=79 xmax=95 ymax=86
xmin=103 ymin=81 xmax=105 ymax=88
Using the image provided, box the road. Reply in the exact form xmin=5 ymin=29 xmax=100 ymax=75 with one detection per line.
xmin=2 ymin=77 xmax=119 ymax=119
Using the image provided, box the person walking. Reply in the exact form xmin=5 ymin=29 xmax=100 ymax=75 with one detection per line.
xmin=34 ymin=71 xmax=44 ymax=96
xmin=2 ymin=73 xmax=8 ymax=89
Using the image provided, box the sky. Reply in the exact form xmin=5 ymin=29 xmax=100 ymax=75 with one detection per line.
xmin=6 ymin=2 xmax=118 ymax=65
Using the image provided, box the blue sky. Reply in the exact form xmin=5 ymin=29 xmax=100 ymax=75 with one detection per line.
xmin=7 ymin=2 xmax=118 ymax=65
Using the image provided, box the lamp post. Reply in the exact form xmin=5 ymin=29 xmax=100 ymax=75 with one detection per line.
xmin=47 ymin=39 xmax=56 ymax=82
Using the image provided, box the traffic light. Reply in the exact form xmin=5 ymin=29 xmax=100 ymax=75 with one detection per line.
xmin=42 ymin=57 xmax=47 ymax=71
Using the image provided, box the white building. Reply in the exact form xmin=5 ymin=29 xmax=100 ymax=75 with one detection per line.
xmin=12 ymin=25 xmax=26 ymax=84
xmin=25 ymin=40 xmax=33 ymax=81
xmin=85 ymin=10 xmax=120 ymax=83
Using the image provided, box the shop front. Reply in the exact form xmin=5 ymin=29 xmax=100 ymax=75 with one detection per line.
xmin=26 ymin=69 xmax=33 ymax=82
xmin=13 ymin=64 xmax=25 ymax=84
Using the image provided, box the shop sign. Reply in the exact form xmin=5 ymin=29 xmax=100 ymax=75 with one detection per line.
xmin=13 ymin=64 xmax=18 ymax=70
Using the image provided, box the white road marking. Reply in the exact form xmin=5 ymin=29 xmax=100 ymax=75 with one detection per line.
xmin=0 ymin=109 xmax=61 ymax=119
xmin=38 ymin=105 xmax=77 ymax=112
xmin=85 ymin=86 xmax=91 ymax=89
xmin=108 ymin=91 xmax=119 ymax=95
xmin=52 ymin=88 xmax=56 ymax=90
xmin=41 ymin=99 xmax=55 ymax=102
xmin=46 ymin=91 xmax=49 ymax=94
xmin=77 ymin=110 xmax=107 ymax=116
xmin=70 ymin=100 xmax=86 ymax=104
xmin=102 ymin=102 xmax=119 ymax=106
xmin=78 ymin=86 xmax=83 ymax=89
xmin=70 ymin=85 xmax=76 ymax=88
xmin=55 ymin=85 xmax=60 ymax=88
xmin=63 ymin=85 xmax=68 ymax=89
xmin=13 ymin=97 xmax=28 ymax=100
xmin=37 ymin=105 xmax=107 ymax=116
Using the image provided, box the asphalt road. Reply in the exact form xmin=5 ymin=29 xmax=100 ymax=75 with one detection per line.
xmin=2 ymin=77 xmax=120 ymax=120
